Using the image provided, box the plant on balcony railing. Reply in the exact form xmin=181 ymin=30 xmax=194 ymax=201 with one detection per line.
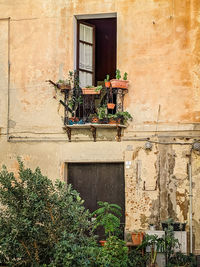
xmin=48 ymin=70 xmax=131 ymax=126
xmin=110 ymin=69 xmax=129 ymax=89
xmin=108 ymin=111 xmax=132 ymax=125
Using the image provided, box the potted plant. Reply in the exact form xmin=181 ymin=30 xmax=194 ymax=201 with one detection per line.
xmin=92 ymin=201 xmax=122 ymax=246
xmin=56 ymin=71 xmax=74 ymax=90
xmin=161 ymin=218 xmax=186 ymax=231
xmin=89 ymin=113 xmax=99 ymax=124
xmin=97 ymin=105 xmax=107 ymax=124
xmin=115 ymin=111 xmax=132 ymax=124
xmin=82 ymin=85 xmax=102 ymax=95
xmin=56 ymin=79 xmax=71 ymax=90
xmin=104 ymin=74 xmax=111 ymax=88
xmin=110 ymin=69 xmax=129 ymax=89
xmin=108 ymin=114 xmax=120 ymax=125
xmin=107 ymin=101 xmax=115 ymax=110
xmin=131 ymin=231 xmax=144 ymax=246
xmin=143 ymin=234 xmax=165 ymax=267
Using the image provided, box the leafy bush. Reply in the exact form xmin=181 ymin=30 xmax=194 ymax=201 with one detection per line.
xmin=127 ymin=249 xmax=150 ymax=267
xmin=168 ymin=252 xmax=197 ymax=267
xmin=0 ymin=159 xmax=97 ymax=266
xmin=97 ymin=236 xmax=128 ymax=267
xmin=92 ymin=201 xmax=122 ymax=238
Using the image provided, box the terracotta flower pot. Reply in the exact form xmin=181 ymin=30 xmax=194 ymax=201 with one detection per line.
xmin=91 ymin=117 xmax=99 ymax=123
xmin=131 ymin=232 xmax=144 ymax=246
xmin=110 ymin=79 xmax=129 ymax=89
xmin=99 ymin=240 xmax=106 ymax=246
xmin=107 ymin=103 xmax=115 ymax=109
xmin=57 ymin=83 xmax=71 ymax=90
xmin=82 ymin=88 xmax=100 ymax=95
xmin=105 ymin=81 xmax=111 ymax=88
xmin=108 ymin=118 xmax=120 ymax=125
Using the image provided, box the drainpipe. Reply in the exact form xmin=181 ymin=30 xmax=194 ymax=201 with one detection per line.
xmin=0 ymin=17 xmax=11 ymax=141
xmin=7 ymin=17 xmax=11 ymax=142
xmin=188 ymin=152 xmax=193 ymax=253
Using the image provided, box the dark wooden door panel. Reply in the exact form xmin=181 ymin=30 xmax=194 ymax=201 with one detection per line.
xmin=68 ymin=163 xmax=97 ymax=212
xmin=96 ymin=163 xmax=125 ymax=223
xmin=68 ymin=163 xmax=124 ymax=222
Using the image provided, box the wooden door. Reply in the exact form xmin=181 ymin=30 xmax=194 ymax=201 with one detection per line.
xmin=68 ymin=162 xmax=125 ymax=232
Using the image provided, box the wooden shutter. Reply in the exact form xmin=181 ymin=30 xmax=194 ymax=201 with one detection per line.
xmin=77 ymin=21 xmax=95 ymax=87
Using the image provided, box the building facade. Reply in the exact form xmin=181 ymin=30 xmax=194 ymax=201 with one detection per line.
xmin=0 ymin=0 xmax=200 ymax=254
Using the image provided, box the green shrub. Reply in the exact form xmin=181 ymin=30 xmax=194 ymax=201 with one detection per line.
xmin=0 ymin=159 xmax=97 ymax=266
xmin=127 ymin=249 xmax=150 ymax=267
xmin=92 ymin=201 xmax=122 ymax=238
xmin=168 ymin=252 xmax=197 ymax=267
xmin=97 ymin=236 xmax=128 ymax=267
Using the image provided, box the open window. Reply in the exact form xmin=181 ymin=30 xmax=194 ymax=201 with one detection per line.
xmin=76 ymin=15 xmax=117 ymax=87
xmin=77 ymin=22 xmax=95 ymax=87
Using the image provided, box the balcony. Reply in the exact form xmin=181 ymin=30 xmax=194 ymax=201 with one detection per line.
xmin=47 ymin=72 xmax=131 ymax=142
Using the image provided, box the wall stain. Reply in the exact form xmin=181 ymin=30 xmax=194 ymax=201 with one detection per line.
xmin=176 ymin=190 xmax=189 ymax=221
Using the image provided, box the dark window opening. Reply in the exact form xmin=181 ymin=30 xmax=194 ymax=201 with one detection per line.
xmin=77 ymin=17 xmax=117 ymax=87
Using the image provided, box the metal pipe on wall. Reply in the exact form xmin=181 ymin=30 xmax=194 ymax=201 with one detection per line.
xmin=0 ymin=17 xmax=11 ymax=141
xmin=7 ymin=17 xmax=11 ymax=142
xmin=188 ymin=153 xmax=193 ymax=253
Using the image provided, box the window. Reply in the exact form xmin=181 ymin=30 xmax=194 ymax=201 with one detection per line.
xmin=76 ymin=15 xmax=117 ymax=87
xmin=77 ymin=22 xmax=95 ymax=87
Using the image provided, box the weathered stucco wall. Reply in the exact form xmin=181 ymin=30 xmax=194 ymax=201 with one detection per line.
xmin=1 ymin=0 xmax=200 ymax=253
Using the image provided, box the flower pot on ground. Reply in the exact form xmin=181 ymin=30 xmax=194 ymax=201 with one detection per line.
xmin=99 ymin=240 xmax=107 ymax=246
xmin=82 ymin=85 xmax=102 ymax=95
xmin=131 ymin=232 xmax=144 ymax=245
xmin=107 ymin=103 xmax=115 ymax=109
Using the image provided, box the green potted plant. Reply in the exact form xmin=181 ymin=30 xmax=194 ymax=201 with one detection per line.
xmin=92 ymin=201 xmax=122 ymax=246
xmin=161 ymin=218 xmax=186 ymax=231
xmin=97 ymin=105 xmax=107 ymax=124
xmin=131 ymin=230 xmax=144 ymax=246
xmin=82 ymin=85 xmax=102 ymax=95
xmin=104 ymin=74 xmax=111 ymax=88
xmin=143 ymin=234 xmax=165 ymax=267
xmin=89 ymin=113 xmax=99 ymax=124
xmin=56 ymin=79 xmax=71 ymax=90
xmin=108 ymin=114 xmax=120 ymax=125
xmin=115 ymin=111 xmax=132 ymax=124
xmin=110 ymin=69 xmax=129 ymax=89
xmin=56 ymin=71 xmax=74 ymax=90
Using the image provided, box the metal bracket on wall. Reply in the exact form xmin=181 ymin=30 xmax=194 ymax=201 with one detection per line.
xmin=63 ymin=124 xmax=126 ymax=142
xmin=116 ymin=126 xmax=122 ymax=142
xmin=90 ymin=126 xmax=96 ymax=142
xmin=143 ymin=180 xmax=158 ymax=191
xmin=66 ymin=127 xmax=71 ymax=142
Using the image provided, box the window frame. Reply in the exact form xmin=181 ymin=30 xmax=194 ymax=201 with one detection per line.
xmin=77 ymin=21 xmax=96 ymax=86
